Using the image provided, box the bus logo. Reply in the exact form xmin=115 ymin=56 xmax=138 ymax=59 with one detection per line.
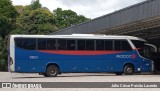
xmin=116 ymin=54 xmax=136 ymax=59
xmin=116 ymin=55 xmax=132 ymax=58
xmin=29 ymin=56 xmax=38 ymax=59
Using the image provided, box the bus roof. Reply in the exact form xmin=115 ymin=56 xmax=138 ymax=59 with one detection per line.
xmin=10 ymin=34 xmax=146 ymax=41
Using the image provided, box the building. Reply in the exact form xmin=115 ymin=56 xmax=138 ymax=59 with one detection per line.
xmin=51 ymin=0 xmax=160 ymax=51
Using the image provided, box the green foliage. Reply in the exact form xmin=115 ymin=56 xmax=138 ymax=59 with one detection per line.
xmin=0 ymin=0 xmax=18 ymax=38
xmin=0 ymin=15 xmax=11 ymax=38
xmin=53 ymin=8 xmax=90 ymax=29
xmin=25 ymin=0 xmax=42 ymax=11
xmin=0 ymin=37 xmax=7 ymax=71
xmin=15 ymin=5 xmax=24 ymax=14
xmin=30 ymin=0 xmax=42 ymax=10
xmin=0 ymin=0 xmax=18 ymax=19
xmin=0 ymin=37 xmax=3 ymax=55
xmin=16 ymin=8 xmax=57 ymax=34
xmin=0 ymin=59 xmax=7 ymax=71
xmin=0 ymin=0 xmax=90 ymax=71
xmin=0 ymin=0 xmax=18 ymax=71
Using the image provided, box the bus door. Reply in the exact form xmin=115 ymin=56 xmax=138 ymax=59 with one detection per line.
xmin=138 ymin=44 xmax=155 ymax=72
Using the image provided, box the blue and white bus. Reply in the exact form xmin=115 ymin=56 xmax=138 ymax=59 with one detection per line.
xmin=8 ymin=34 xmax=156 ymax=77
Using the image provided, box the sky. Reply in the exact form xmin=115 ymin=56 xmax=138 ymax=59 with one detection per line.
xmin=11 ymin=0 xmax=146 ymax=19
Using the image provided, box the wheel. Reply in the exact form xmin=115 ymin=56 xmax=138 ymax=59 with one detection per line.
xmin=46 ymin=65 xmax=59 ymax=77
xmin=124 ymin=65 xmax=134 ymax=75
xmin=115 ymin=72 xmax=123 ymax=75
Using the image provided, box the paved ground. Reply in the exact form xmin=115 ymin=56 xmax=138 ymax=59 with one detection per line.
xmin=0 ymin=72 xmax=160 ymax=91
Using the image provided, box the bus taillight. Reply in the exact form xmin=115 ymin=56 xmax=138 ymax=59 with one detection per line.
xmin=10 ymin=57 xmax=13 ymax=65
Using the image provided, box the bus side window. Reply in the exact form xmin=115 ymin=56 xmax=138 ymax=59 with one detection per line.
xmin=105 ymin=40 xmax=113 ymax=50
xmin=15 ymin=38 xmax=36 ymax=50
xmin=58 ymin=39 xmax=67 ymax=50
xmin=37 ymin=39 xmax=46 ymax=50
xmin=86 ymin=40 xmax=95 ymax=50
xmin=77 ymin=40 xmax=85 ymax=50
xmin=121 ymin=40 xmax=132 ymax=50
xmin=47 ymin=39 xmax=56 ymax=50
xmin=15 ymin=38 xmax=23 ymax=48
xmin=114 ymin=40 xmax=132 ymax=51
xmin=67 ymin=40 xmax=76 ymax=50
xmin=96 ymin=40 xmax=104 ymax=50
xmin=114 ymin=40 xmax=121 ymax=50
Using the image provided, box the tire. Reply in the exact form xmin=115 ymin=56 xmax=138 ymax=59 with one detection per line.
xmin=124 ymin=65 xmax=134 ymax=75
xmin=115 ymin=72 xmax=123 ymax=75
xmin=46 ymin=65 xmax=59 ymax=77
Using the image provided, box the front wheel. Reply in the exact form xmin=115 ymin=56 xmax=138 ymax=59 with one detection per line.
xmin=45 ymin=65 xmax=59 ymax=77
xmin=124 ymin=65 xmax=134 ymax=75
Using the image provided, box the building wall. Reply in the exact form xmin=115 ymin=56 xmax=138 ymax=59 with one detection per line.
xmin=52 ymin=0 xmax=160 ymax=35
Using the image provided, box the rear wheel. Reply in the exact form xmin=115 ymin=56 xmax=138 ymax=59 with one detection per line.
xmin=124 ymin=65 xmax=134 ymax=75
xmin=45 ymin=65 xmax=59 ymax=77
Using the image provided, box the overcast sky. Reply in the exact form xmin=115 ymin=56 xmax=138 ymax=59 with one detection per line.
xmin=11 ymin=0 xmax=146 ymax=19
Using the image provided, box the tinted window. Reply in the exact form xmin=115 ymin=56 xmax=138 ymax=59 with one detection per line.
xmin=67 ymin=40 xmax=76 ymax=50
xmin=121 ymin=40 xmax=132 ymax=50
xmin=131 ymin=40 xmax=150 ymax=58
xmin=105 ymin=40 xmax=113 ymax=50
xmin=131 ymin=40 xmax=146 ymax=48
xmin=114 ymin=40 xmax=132 ymax=50
xmin=96 ymin=40 xmax=104 ymax=50
xmin=15 ymin=38 xmax=22 ymax=48
xmin=114 ymin=40 xmax=121 ymax=50
xmin=47 ymin=39 xmax=56 ymax=50
xmin=77 ymin=40 xmax=85 ymax=50
xmin=58 ymin=39 xmax=66 ymax=50
xmin=86 ymin=40 xmax=95 ymax=50
xmin=37 ymin=39 xmax=46 ymax=50
xmin=15 ymin=38 xmax=36 ymax=50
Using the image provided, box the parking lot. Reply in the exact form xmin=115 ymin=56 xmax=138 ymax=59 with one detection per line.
xmin=0 ymin=72 xmax=160 ymax=91
xmin=1 ymin=72 xmax=160 ymax=82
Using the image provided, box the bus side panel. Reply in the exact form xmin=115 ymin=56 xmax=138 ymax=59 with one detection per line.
xmin=14 ymin=47 xmax=144 ymax=73
xmin=15 ymin=48 xmax=115 ymax=73
xmin=113 ymin=51 xmax=142 ymax=72
xmin=57 ymin=55 xmax=114 ymax=72
xmin=15 ymin=48 xmax=47 ymax=72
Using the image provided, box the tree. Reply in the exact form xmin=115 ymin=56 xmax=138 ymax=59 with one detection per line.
xmin=0 ymin=37 xmax=7 ymax=71
xmin=0 ymin=15 xmax=11 ymax=38
xmin=53 ymin=8 xmax=90 ymax=29
xmin=30 ymin=0 xmax=42 ymax=10
xmin=15 ymin=5 xmax=24 ymax=14
xmin=0 ymin=0 xmax=18 ymax=38
xmin=0 ymin=0 xmax=18 ymax=71
xmin=24 ymin=0 xmax=42 ymax=11
xmin=15 ymin=1 xmax=57 ymax=34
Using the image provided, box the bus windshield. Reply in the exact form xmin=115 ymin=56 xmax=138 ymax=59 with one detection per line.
xmin=131 ymin=40 xmax=152 ymax=59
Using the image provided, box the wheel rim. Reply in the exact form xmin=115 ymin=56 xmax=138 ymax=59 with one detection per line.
xmin=49 ymin=68 xmax=56 ymax=75
xmin=127 ymin=67 xmax=133 ymax=73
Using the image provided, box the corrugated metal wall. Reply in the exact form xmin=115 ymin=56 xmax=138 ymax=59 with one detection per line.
xmin=52 ymin=0 xmax=160 ymax=35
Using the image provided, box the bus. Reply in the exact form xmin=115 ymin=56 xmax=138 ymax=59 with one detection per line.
xmin=8 ymin=34 xmax=156 ymax=77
